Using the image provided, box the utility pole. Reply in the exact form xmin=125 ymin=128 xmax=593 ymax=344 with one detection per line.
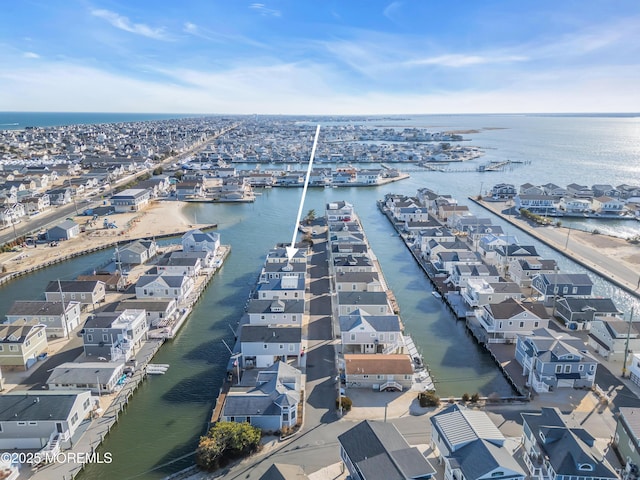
xmin=622 ymin=307 xmax=635 ymax=378
xmin=552 ymin=265 xmax=559 ymax=318
xmin=58 ymin=279 xmax=70 ymax=339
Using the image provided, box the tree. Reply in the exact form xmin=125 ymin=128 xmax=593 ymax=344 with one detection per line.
xmin=174 ymin=170 xmax=184 ymax=181
xmin=153 ymin=166 xmax=164 ymax=175
xmin=305 ymin=209 xmax=316 ymax=225
xmin=418 ymin=391 xmax=440 ymax=407
xmin=195 ymin=421 xmax=262 ymax=471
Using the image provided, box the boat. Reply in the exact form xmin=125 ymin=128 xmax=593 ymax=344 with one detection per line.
xmin=431 ymin=291 xmax=442 ymax=299
xmin=146 ymin=364 xmax=170 ymax=374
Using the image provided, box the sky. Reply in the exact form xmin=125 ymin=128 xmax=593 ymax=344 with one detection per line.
xmin=1 ymin=0 xmax=640 ymax=114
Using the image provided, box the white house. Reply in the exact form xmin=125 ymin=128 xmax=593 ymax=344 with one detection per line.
xmin=239 ymin=325 xmax=302 ymax=368
xmin=5 ymin=300 xmax=82 ymax=338
xmin=135 ymin=274 xmax=195 ymax=302
xmin=181 ymin=229 xmax=220 ymax=255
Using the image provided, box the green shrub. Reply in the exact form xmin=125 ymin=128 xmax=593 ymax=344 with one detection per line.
xmin=470 ymin=393 xmax=480 ymax=403
xmin=337 ymin=396 xmax=352 ymax=411
xmin=418 ymin=391 xmax=440 ymax=407
xmin=461 ymin=393 xmax=470 ymax=402
xmin=195 ymin=421 xmax=262 ymax=471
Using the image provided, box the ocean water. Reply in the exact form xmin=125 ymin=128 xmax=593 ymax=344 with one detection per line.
xmin=0 ymin=113 xmax=639 ymax=479
xmin=0 ymin=111 xmax=203 ymax=129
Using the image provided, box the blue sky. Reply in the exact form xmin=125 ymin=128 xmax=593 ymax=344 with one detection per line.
xmin=1 ymin=0 xmax=639 ymax=114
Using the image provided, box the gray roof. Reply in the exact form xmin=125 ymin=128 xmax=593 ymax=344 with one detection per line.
xmin=485 ymin=298 xmax=549 ymax=320
xmin=0 ymin=323 xmax=45 ymax=343
xmin=262 ymin=262 xmax=306 ymax=274
xmin=136 ymin=274 xmax=188 ymax=288
xmin=47 ymin=362 xmax=123 ymax=385
xmin=335 ymin=271 xmax=380 ymax=284
xmin=257 ymin=277 xmax=305 ymax=292
xmin=339 ymin=311 xmax=401 ymax=333
xmin=619 ymin=408 xmax=640 ymax=442
xmin=45 ymin=280 xmax=103 ymax=293
xmin=431 ymin=404 xmax=504 ymax=452
xmin=240 ymin=325 xmax=301 ymax=343
xmin=247 ymin=299 xmax=305 ymax=315
xmin=333 ymin=255 xmax=372 ymax=267
xmin=84 ymin=314 xmax=120 ymax=329
xmin=51 ymin=219 xmax=78 ymax=231
xmin=157 ymin=254 xmax=200 ymax=267
xmin=0 ymin=392 xmax=86 ymax=422
xmin=7 ymin=300 xmax=76 ymax=316
xmin=558 ymin=297 xmax=620 ymax=314
xmin=521 ymin=408 xmax=617 ymax=478
xmin=338 ymin=291 xmax=389 ymax=306
xmin=453 ymin=439 xmax=526 ymax=480
xmin=338 ymin=420 xmax=435 ymax=480
xmin=116 ymin=299 xmax=174 ymax=312
xmin=120 ymin=239 xmax=155 ymax=255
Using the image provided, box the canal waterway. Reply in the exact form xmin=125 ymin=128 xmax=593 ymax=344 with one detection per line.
xmin=0 ymin=114 xmax=638 ymax=478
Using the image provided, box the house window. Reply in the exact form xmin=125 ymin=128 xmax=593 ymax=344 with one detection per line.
xmin=555 ymin=365 xmax=562 ymax=373
xmin=288 ymin=344 xmax=295 ymax=352
xmin=25 ymin=340 xmax=31 ymax=347
xmin=292 ymin=315 xmax=297 ymax=322
xmin=17 ymin=422 xmax=27 ymax=426
xmin=71 ymin=413 xmax=78 ymax=425
xmin=83 ymin=399 xmax=90 ymax=409
xmin=263 ymin=344 xmax=268 ymax=349
xmin=279 ymin=344 xmax=284 ymax=349
xmin=261 ymin=315 xmax=265 ymax=320
xmin=9 ymin=345 xmax=18 ymax=352
xmin=363 ymin=375 xmax=369 ymax=379
xmin=590 ymin=364 xmax=595 ymax=372
xmin=350 ymin=333 xmax=356 ymax=341
xmin=0 ymin=346 xmax=3 ymax=352
xmin=579 ymin=365 xmax=584 ymax=371
xmin=81 ymin=293 xmax=86 ymax=300
xmin=519 ymin=321 xmax=524 ymax=328
xmin=29 ymin=421 xmax=38 ymax=426
xmin=103 ymin=334 xmax=108 ymax=342
xmin=564 ymin=365 xmax=571 ymax=373
xmin=534 ymin=321 xmax=539 ymax=328
xmin=508 ymin=321 xmax=513 ymax=326
xmin=70 ymin=293 xmax=76 ymax=299
xmin=87 ymin=334 xmax=93 ymax=342
xmin=572 ymin=287 xmax=578 ymax=294
xmin=370 ymin=333 xmax=376 ymax=338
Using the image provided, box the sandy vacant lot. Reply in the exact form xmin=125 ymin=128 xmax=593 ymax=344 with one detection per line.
xmin=0 ymin=200 xmax=204 ymax=275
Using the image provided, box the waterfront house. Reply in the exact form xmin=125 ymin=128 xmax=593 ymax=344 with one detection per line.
xmin=338 ymin=420 xmax=435 ymax=480
xmin=46 ymin=361 xmax=125 ymax=394
xmin=181 ymin=229 xmax=220 ymax=255
xmin=423 ymin=239 xmax=472 ymax=263
xmin=613 ymin=407 xmax=640 ymax=474
xmin=462 ymin=279 xmax=523 ymax=309
xmin=519 ymin=183 xmax=544 ymax=196
xmin=521 ymin=407 xmax=617 ymax=480
xmin=450 ymin=215 xmax=492 ymax=234
xmin=330 ymin=242 xmax=369 ymax=259
xmin=555 ymin=297 xmax=622 ymax=330
xmin=531 ymin=273 xmax=593 ymax=306
xmin=330 ymin=221 xmax=365 ymax=240
xmin=515 ymin=328 xmax=597 ymax=392
xmin=118 ymin=239 xmax=158 ymax=265
xmin=77 ymin=272 xmax=126 ymax=292
xmin=326 ymin=201 xmax=355 ymax=222
xmin=491 ymin=183 xmax=517 ymax=199
xmin=343 ymin=354 xmax=413 ymax=391
xmin=265 ymin=247 xmax=307 ymax=264
xmin=135 ymin=176 xmax=171 ymax=197
xmin=566 ymin=183 xmax=594 ymax=198
xmin=175 ymin=180 xmax=204 ymax=200
xmin=508 ymin=258 xmax=557 ymax=287
xmin=246 ymin=299 xmax=304 ymax=326
xmin=157 ymin=252 xmax=202 ymax=277
xmin=438 ymin=204 xmax=470 ymax=223
xmin=338 ymin=291 xmax=392 ymax=316
xmin=339 ymin=309 xmax=404 ymax=355
xmin=0 ymin=391 xmax=93 ymax=450
xmin=81 ymin=309 xmax=147 ymax=362
xmin=0 ymin=322 xmax=48 ymax=370
xmin=135 ymin=273 xmax=194 ymax=302
xmin=542 ymin=183 xmax=568 ymax=198
xmin=335 ymin=271 xmax=382 ymax=292
xmin=0 ymin=202 xmax=25 ymax=227
xmin=256 ymin=276 xmax=305 ymax=301
xmin=46 ymin=219 xmax=80 ymax=241
xmin=558 ymin=197 xmax=591 ymax=214
xmin=45 ymin=280 xmax=106 ymax=306
xmin=492 ymin=244 xmax=539 ymax=274
xmin=588 ymin=318 xmax=640 ymax=362
xmin=514 ymin=194 xmax=557 ymax=215
xmin=244 ymin=172 xmax=275 ymax=187
xmin=432 ymin=250 xmax=480 ymax=275
xmin=592 ymin=184 xmax=620 ymax=198
xmin=115 ymin=298 xmax=178 ymax=327
xmin=430 ymin=404 xmax=525 ymax=480
xmin=239 ymin=325 xmax=302 ymax=368
xmin=476 ymin=298 xmax=549 ymax=344
xmin=5 ymin=300 xmax=81 ymax=338
xmin=447 ymin=263 xmax=500 ymax=289
xmin=260 ymin=261 xmax=306 ymax=282
xmin=416 ymin=227 xmax=456 ymax=253
xmin=592 ymin=196 xmax=626 ymax=214
xmin=221 ymin=361 xmax=301 ymax=433
xmin=333 ymin=255 xmax=376 ymax=273
xmin=110 ymin=188 xmax=150 ymax=212
xmin=393 ymin=206 xmax=431 ymax=223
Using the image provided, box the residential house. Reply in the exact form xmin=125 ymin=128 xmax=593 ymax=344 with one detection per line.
xmin=508 ymin=258 xmax=557 ymax=287
xmin=555 ymin=297 xmax=622 ymax=330
xmin=0 ymin=322 xmax=48 ymax=370
xmin=492 ymin=244 xmax=539 ymax=274
xmin=514 ymin=194 xmax=557 ymax=215
xmin=462 ymin=280 xmax=523 ymax=309
xmin=531 ymin=273 xmax=593 ymax=306
xmin=588 ymin=318 xmax=640 ymax=362
xmin=0 ymin=203 xmax=25 ymax=227
xmin=592 ymin=184 xmax=619 ymax=198
xmin=77 ymin=272 xmax=126 ymax=292
xmin=333 ymin=255 xmax=375 ymax=273
xmin=430 ymin=404 xmax=526 ymax=480
xmin=0 ymin=391 xmax=93 ymax=449
xmin=118 ymin=239 xmax=157 ymax=265
xmin=260 ymin=262 xmax=307 ymax=282
xmin=246 ymin=299 xmax=305 ymax=326
xmin=343 ymin=354 xmax=413 ymax=391
xmin=46 ymin=219 xmax=80 ymax=241
xmin=515 ymin=328 xmax=598 ymax=392
xmin=519 ymin=183 xmax=544 ymax=196
xmin=592 ymin=196 xmax=626 ymax=214
xmin=81 ymin=309 xmax=148 ymax=362
xmin=115 ymin=298 xmax=177 ymax=327
xmin=491 ymin=183 xmax=517 ymax=199
xmin=542 ymin=183 xmax=568 ymax=198
xmin=339 ymin=309 xmax=404 ymax=354
xmin=265 ymin=247 xmax=307 ymax=265
xmin=46 ymin=362 xmax=125 ymax=394
xmin=326 ymin=201 xmax=355 ymax=222
xmin=477 ymin=234 xmax=519 ymax=260
xmin=338 ymin=292 xmax=392 ymax=316
xmin=416 ymin=227 xmax=456 ymax=253
xmin=613 ymin=407 xmax=640 ymax=474
xmin=45 ymin=280 xmax=106 ymax=306
xmin=46 ymin=187 xmax=72 ymax=205
xmin=447 ymin=263 xmax=500 ymax=289
xmin=181 ymin=229 xmax=220 ymax=255
xmin=221 ymin=361 xmax=301 ymax=433
xmin=521 ymin=408 xmax=617 ymax=480
xmin=566 ymin=183 xmax=594 ymax=198
xmin=21 ymin=193 xmax=50 ymax=214
xmin=432 ymin=250 xmax=480 ymax=275
xmin=256 ymin=276 xmax=305 ymax=301
xmin=5 ymin=300 xmax=81 ymax=338
xmin=135 ymin=273 xmax=195 ymax=302
xmin=156 ymin=252 xmax=202 ymax=277
xmin=110 ymin=188 xmax=150 ymax=212
xmin=475 ymin=298 xmax=549 ymax=344
xmin=239 ymin=325 xmax=302 ymax=368
xmin=335 ymin=272 xmax=382 ymax=292
xmin=558 ymin=197 xmax=591 ymax=214
xmin=338 ymin=420 xmax=435 ymax=480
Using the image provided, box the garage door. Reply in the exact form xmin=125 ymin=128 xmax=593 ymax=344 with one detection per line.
xmin=557 ymin=379 xmax=574 ymax=388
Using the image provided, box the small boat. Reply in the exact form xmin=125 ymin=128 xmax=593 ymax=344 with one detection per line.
xmin=431 ymin=291 xmax=442 ymax=299
xmin=146 ymin=364 xmax=170 ymax=374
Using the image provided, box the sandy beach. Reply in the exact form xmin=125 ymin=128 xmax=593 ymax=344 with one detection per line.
xmin=0 ymin=200 xmax=205 ymax=276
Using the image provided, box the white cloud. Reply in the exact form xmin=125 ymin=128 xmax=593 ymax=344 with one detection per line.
xmin=23 ymin=52 xmax=40 ymax=59
xmin=406 ymin=54 xmax=528 ymax=68
xmin=91 ymin=9 xmax=170 ymax=40
xmin=383 ymin=2 xmax=402 ymax=21
xmin=249 ymin=3 xmax=281 ymax=17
